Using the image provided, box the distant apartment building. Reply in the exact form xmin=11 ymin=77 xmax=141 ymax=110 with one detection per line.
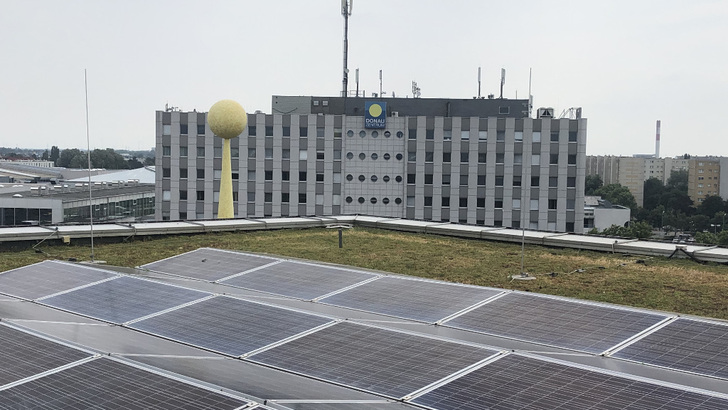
xmin=156 ymin=96 xmax=587 ymax=232
xmin=688 ymin=158 xmax=720 ymax=203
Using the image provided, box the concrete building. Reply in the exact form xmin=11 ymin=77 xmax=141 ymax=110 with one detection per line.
xmin=617 ymin=157 xmax=646 ymax=207
xmin=156 ymin=96 xmax=587 ymax=232
xmin=585 ymin=155 xmax=619 ymax=185
xmin=688 ymin=158 xmax=721 ymax=203
xmin=583 ymin=196 xmax=631 ymax=233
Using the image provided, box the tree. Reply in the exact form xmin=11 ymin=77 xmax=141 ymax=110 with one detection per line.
xmin=90 ymin=148 xmax=129 ymax=169
xmin=143 ymin=156 xmax=155 ymax=166
xmin=49 ymin=146 xmax=60 ymax=164
xmin=56 ymin=148 xmax=86 ymax=168
xmin=697 ymin=195 xmax=725 ymax=217
xmin=585 ymin=175 xmax=603 ymax=195
xmin=41 ymin=150 xmax=49 ymax=161
xmin=594 ymin=183 xmax=638 ymax=210
xmin=643 ymin=178 xmax=664 ymax=210
xmin=667 ymin=169 xmax=689 ymax=193
xmin=127 ymin=157 xmax=144 ymax=169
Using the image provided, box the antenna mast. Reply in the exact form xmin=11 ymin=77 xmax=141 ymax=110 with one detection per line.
xmin=528 ymin=68 xmax=533 ymax=116
xmin=500 ymin=68 xmax=506 ymax=99
xmin=341 ymin=0 xmax=353 ymax=97
xmin=477 ymin=67 xmax=482 ymax=98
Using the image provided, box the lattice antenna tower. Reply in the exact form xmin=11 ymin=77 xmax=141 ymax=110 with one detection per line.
xmin=412 ymin=81 xmax=421 ymax=98
xmin=341 ymin=0 xmax=353 ymax=97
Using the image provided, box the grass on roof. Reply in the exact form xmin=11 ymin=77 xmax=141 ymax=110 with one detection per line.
xmin=1 ymin=227 xmax=727 ymax=320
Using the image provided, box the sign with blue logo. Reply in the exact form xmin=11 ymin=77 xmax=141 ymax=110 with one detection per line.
xmin=364 ymin=102 xmax=386 ymax=129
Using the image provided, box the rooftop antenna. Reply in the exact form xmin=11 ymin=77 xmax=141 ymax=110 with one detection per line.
xmin=411 ymin=81 xmax=421 ymax=98
xmin=341 ymin=0 xmax=353 ymax=97
xmin=379 ymin=69 xmax=383 ymax=98
xmin=355 ymin=68 xmax=360 ymax=97
xmin=499 ymin=68 xmax=506 ymax=99
xmin=528 ymin=68 xmax=533 ymax=116
xmin=477 ymin=67 xmax=482 ymax=98
xmin=84 ymin=69 xmax=95 ymax=262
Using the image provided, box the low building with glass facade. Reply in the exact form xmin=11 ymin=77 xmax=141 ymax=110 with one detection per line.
xmin=156 ymin=96 xmax=587 ymax=232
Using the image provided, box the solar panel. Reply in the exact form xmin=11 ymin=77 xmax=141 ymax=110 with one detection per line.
xmin=276 ymin=403 xmax=417 ymax=410
xmin=0 ymin=324 xmax=90 ymax=387
xmin=0 ymin=358 xmax=250 ymax=409
xmin=132 ymin=296 xmax=332 ymax=356
xmin=412 ymin=354 xmax=728 ymax=410
xmin=444 ymin=292 xmax=667 ymax=353
xmin=221 ymin=261 xmax=376 ymax=300
xmin=320 ymin=277 xmax=501 ymax=323
xmin=141 ymin=247 xmax=278 ymax=281
xmin=0 ymin=260 xmax=116 ymax=300
xmin=612 ymin=318 xmax=728 ymax=379
xmin=40 ymin=276 xmax=209 ymax=324
xmin=249 ymin=322 xmax=497 ymax=399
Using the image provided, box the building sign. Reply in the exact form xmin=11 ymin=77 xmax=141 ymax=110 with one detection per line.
xmin=365 ymin=102 xmax=386 ymax=129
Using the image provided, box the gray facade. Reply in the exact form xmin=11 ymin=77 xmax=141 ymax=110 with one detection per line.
xmin=156 ymin=98 xmax=586 ymax=232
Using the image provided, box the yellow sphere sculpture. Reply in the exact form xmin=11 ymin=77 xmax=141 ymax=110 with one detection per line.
xmin=208 ymin=99 xmax=247 ymax=219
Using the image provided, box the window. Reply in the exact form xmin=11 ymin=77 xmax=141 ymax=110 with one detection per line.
xmin=477 ymin=175 xmax=485 ymax=185
xmin=196 ymin=191 xmax=205 ymax=200
xmin=370 ymin=175 xmax=378 ymax=182
xmin=408 ymin=129 xmax=417 ymax=139
xmin=513 ymin=199 xmax=521 ymax=209
xmin=407 ymin=174 xmax=416 ymax=184
xmin=265 ymin=126 xmax=273 ymax=136
xmin=408 ymin=152 xmax=416 ymax=161
xmin=495 ymin=176 xmax=504 ymax=186
xmin=282 ymin=149 xmax=290 ymax=159
xmin=281 ymin=171 xmax=290 ymax=181
xmin=515 ymin=131 xmax=523 ymax=141
xmin=550 ymin=131 xmax=559 ymax=142
xmin=281 ymin=126 xmax=290 ymax=137
xmin=531 ymin=176 xmax=540 ymax=187
xmin=247 ymin=192 xmax=255 ymax=202
xmin=567 ymin=199 xmax=575 ymax=210
xmin=496 ymin=131 xmax=505 ymax=141
xmin=569 ymin=131 xmax=577 ymax=142
xmin=459 ymin=198 xmax=468 ymax=207
xmin=282 ymin=193 xmax=289 ymax=203
xmin=442 ymin=174 xmax=451 ymax=185
xmin=567 ymin=177 xmax=576 ymax=187
xmin=461 ymin=130 xmax=470 ymax=140
xmin=334 ymin=129 xmax=342 ymax=139
xmin=358 ymin=197 xmax=366 ymax=204
xmin=248 ymin=170 xmax=256 ymax=181
xmin=265 ymin=148 xmax=273 ymax=159
xmin=460 ymin=175 xmax=468 ymax=186
xmin=248 ymin=148 xmax=256 ymax=158
xmin=444 ymin=130 xmax=452 ymax=140
xmin=162 ymin=190 xmax=171 ymax=201
xmin=530 ymin=199 xmax=539 ymax=210
xmin=298 ymin=193 xmax=307 ymax=203
xmin=265 ymin=192 xmax=273 ymax=203
xmin=460 ymin=152 xmax=469 ymax=163
xmin=425 ymin=174 xmax=433 ymax=184
xmin=265 ymin=171 xmax=273 ymax=181
xmin=299 ymin=171 xmax=307 ymax=181
xmin=568 ymin=154 xmax=577 ymax=165
xmin=232 ymin=172 xmax=238 ymax=180
xmin=316 ymin=151 xmax=324 ymax=160
xmin=426 ymin=129 xmax=434 ymax=140
xmin=316 ymin=173 xmax=324 ymax=182
xmin=477 ymin=198 xmax=485 ymax=207
xmin=299 ymin=150 xmax=308 ymax=160
xmin=531 ymin=154 xmax=540 ymax=166
xmin=162 ymin=146 xmax=171 ymax=156
xmin=548 ymin=199 xmax=557 ymax=210
xmin=317 ymin=194 xmax=325 ymax=205
xmin=494 ymin=200 xmax=503 ymax=208
xmin=442 ymin=197 xmax=450 ymax=207
xmin=443 ymin=152 xmax=451 ymax=162
xmin=179 ymin=146 xmax=188 ymax=157
xmin=478 ymin=131 xmax=487 ymax=141
xmin=163 ymin=124 xmax=171 ymax=135
xmin=180 ymin=190 xmax=187 ymax=200
xmin=248 ymin=125 xmax=256 ymax=135
xmin=382 ymin=175 xmax=390 ymax=182
xmin=513 ymin=176 xmax=522 ymax=186
xmin=396 ymin=153 xmax=403 ymax=160
xmin=514 ymin=153 xmax=522 ymax=164
xmin=478 ymin=153 xmax=486 ymax=163
xmin=425 ymin=151 xmax=434 ymax=162
xmin=383 ymin=153 xmax=391 ymax=160
xmin=316 ymin=127 xmax=325 ymax=138
xmin=214 ymin=147 xmax=223 ymax=158
xmin=180 ymin=124 xmax=188 ymax=135
xmin=550 ymin=154 xmax=559 ymax=165
xmin=549 ymin=177 xmax=558 ymax=187
xmin=231 ymin=147 xmax=239 ymax=158
xmin=371 ymin=153 xmax=378 ymax=160
xmin=424 ymin=196 xmax=433 ymax=206
xmin=162 ymin=168 xmax=170 ymax=178
xmin=499 ymin=106 xmax=510 ymax=115
xmin=300 ymin=127 xmax=308 ymax=137
xmin=406 ymin=196 xmax=415 ymax=206
xmin=395 ymin=175 xmax=403 ymax=183
xmin=358 ymin=174 xmax=365 ymax=182
xmin=496 ymin=153 xmax=504 ymax=164
xmin=532 ymin=131 xmax=541 ymax=142
xmin=197 ymin=147 xmax=205 ymax=157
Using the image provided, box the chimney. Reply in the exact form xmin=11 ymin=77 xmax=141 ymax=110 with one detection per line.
xmin=655 ymin=120 xmax=661 ymax=158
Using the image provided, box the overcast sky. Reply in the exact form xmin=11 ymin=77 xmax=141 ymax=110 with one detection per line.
xmin=1 ymin=0 xmax=726 ymax=157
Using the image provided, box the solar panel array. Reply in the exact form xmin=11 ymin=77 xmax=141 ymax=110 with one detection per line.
xmin=0 ymin=260 xmax=116 ymax=300
xmin=0 ymin=323 xmax=250 ymax=408
xmin=412 ymin=354 xmax=728 ymax=410
xmin=141 ymin=247 xmax=278 ymax=281
xmin=443 ymin=292 xmax=668 ymax=353
xmin=249 ymin=322 xmax=498 ymax=399
xmin=40 ymin=276 xmax=209 ymax=324
xmin=221 ymin=260 xmax=377 ymax=300
xmin=132 ymin=296 xmax=333 ymax=356
xmin=613 ymin=318 xmax=728 ymax=380
xmin=320 ymin=277 xmax=501 ymax=323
